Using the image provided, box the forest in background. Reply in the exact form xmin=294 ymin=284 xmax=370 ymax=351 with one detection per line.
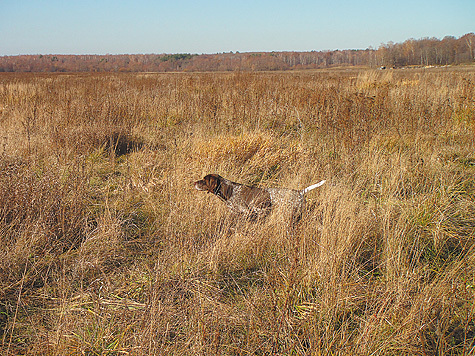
xmin=1 ymin=33 xmax=474 ymax=72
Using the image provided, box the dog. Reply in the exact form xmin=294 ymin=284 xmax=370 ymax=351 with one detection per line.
xmin=194 ymin=174 xmax=325 ymax=220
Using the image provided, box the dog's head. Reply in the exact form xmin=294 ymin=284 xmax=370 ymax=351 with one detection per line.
xmin=194 ymin=174 xmax=233 ymax=201
xmin=194 ymin=174 xmax=222 ymax=193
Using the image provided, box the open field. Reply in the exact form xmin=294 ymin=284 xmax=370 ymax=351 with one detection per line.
xmin=0 ymin=67 xmax=474 ymax=355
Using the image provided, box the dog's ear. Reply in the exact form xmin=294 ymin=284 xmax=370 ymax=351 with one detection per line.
xmin=220 ymin=182 xmax=233 ymax=200
xmin=204 ymin=174 xmax=219 ymax=193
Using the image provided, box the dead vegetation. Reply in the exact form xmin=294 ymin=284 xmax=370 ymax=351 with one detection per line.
xmin=0 ymin=67 xmax=474 ymax=355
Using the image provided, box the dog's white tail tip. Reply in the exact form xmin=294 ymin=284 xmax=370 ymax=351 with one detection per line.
xmin=303 ymin=180 xmax=326 ymax=194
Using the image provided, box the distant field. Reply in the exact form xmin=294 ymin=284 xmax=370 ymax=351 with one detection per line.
xmin=0 ymin=67 xmax=474 ymax=355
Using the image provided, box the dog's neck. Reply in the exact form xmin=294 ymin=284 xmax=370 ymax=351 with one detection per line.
xmin=211 ymin=179 xmax=224 ymax=201
xmin=213 ymin=179 xmax=234 ymax=201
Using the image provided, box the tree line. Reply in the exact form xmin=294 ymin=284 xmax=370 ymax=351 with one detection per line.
xmin=0 ymin=33 xmax=473 ymax=73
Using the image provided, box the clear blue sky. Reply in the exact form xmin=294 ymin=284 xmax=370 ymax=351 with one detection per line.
xmin=1 ymin=0 xmax=474 ymax=55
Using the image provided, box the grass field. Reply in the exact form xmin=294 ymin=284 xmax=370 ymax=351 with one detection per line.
xmin=0 ymin=67 xmax=474 ymax=355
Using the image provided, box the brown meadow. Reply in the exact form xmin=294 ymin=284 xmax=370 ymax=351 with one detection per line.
xmin=0 ymin=67 xmax=474 ymax=355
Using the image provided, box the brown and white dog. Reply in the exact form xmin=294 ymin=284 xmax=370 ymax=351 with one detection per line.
xmin=194 ymin=174 xmax=325 ymax=219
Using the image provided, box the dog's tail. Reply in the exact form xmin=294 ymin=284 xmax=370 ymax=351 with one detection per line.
xmin=302 ymin=180 xmax=326 ymax=194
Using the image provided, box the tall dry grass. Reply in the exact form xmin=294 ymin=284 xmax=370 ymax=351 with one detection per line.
xmin=0 ymin=67 xmax=474 ymax=355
